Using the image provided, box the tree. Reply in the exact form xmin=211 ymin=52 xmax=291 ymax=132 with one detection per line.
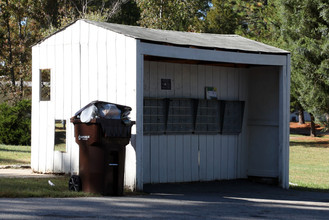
xmin=0 ymin=0 xmax=137 ymax=103
xmin=235 ymin=0 xmax=282 ymax=44
xmin=136 ymin=0 xmax=209 ymax=31
xmin=204 ymin=0 xmax=283 ymax=46
xmin=282 ymin=0 xmax=329 ymax=136
xmin=0 ymin=99 xmax=31 ymax=145
xmin=109 ymin=0 xmax=140 ymax=25
xmin=290 ymin=91 xmax=306 ymax=124
xmin=37 ymin=0 xmax=139 ymax=36
xmin=0 ymin=0 xmax=42 ymax=103
xmin=204 ymin=0 xmax=240 ymax=34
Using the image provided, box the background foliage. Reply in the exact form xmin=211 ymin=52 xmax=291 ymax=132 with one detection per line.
xmin=137 ymin=0 xmax=209 ymax=31
xmin=281 ymin=0 xmax=329 ymax=129
xmin=0 ymin=99 xmax=31 ymax=145
xmin=0 ymin=0 xmax=329 ymax=139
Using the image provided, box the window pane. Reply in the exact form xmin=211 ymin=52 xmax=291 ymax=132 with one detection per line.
xmin=40 ymin=69 xmax=50 ymax=101
xmin=54 ymin=120 xmax=66 ymax=152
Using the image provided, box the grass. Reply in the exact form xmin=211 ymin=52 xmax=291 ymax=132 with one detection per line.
xmin=54 ymin=143 xmax=66 ymax=152
xmin=0 ymin=176 xmax=97 ymax=198
xmin=1 ymin=133 xmax=329 ymax=196
xmin=289 ymin=134 xmax=329 ymax=192
xmin=0 ymin=145 xmax=96 ymax=198
xmin=54 ymin=121 xmax=67 ymax=152
xmin=0 ymin=144 xmax=31 ymax=166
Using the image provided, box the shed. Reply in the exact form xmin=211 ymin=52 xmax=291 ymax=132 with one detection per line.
xmin=31 ymin=19 xmax=290 ymax=191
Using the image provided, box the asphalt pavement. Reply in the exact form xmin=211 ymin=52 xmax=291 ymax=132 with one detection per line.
xmin=1 ymin=180 xmax=329 ymax=219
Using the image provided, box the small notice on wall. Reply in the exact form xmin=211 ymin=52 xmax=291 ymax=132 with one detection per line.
xmin=205 ymin=87 xmax=218 ymax=100
xmin=161 ymin=79 xmax=172 ymax=90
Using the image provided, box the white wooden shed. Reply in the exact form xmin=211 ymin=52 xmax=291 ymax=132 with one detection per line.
xmin=31 ymin=19 xmax=290 ymax=191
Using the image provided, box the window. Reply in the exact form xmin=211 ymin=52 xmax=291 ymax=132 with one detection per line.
xmin=54 ymin=120 xmax=66 ymax=152
xmin=40 ymin=69 xmax=51 ymax=101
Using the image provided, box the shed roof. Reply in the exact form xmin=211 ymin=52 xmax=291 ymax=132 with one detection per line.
xmin=83 ymin=20 xmax=288 ymax=55
xmin=38 ymin=19 xmax=289 ymax=55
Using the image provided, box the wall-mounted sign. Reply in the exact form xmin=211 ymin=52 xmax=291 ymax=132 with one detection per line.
xmin=205 ymin=87 xmax=218 ymax=100
xmin=161 ymin=79 xmax=171 ymax=90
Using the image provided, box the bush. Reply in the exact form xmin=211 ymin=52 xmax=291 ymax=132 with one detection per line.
xmin=0 ymin=100 xmax=31 ymax=145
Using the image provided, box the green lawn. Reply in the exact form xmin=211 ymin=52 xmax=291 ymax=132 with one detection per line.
xmin=0 ymin=145 xmax=96 ymax=197
xmin=1 ymin=135 xmax=329 ymax=196
xmin=54 ymin=121 xmax=67 ymax=152
xmin=289 ymin=134 xmax=329 ymax=191
xmin=0 ymin=144 xmax=31 ymax=166
xmin=0 ymin=176 xmax=96 ymax=198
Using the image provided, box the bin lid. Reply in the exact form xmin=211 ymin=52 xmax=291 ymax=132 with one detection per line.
xmin=73 ymin=100 xmax=132 ymax=118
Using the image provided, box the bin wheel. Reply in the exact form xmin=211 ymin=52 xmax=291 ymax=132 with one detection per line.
xmin=69 ymin=175 xmax=82 ymax=192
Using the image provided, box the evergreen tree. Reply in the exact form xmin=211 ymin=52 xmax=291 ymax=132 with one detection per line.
xmin=235 ymin=0 xmax=282 ymax=45
xmin=205 ymin=0 xmax=282 ymax=45
xmin=282 ymin=0 xmax=329 ymax=135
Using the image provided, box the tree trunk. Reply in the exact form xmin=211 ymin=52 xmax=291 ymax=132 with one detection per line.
xmin=325 ymin=113 xmax=329 ymax=127
xmin=20 ymin=77 xmax=24 ymax=98
xmin=298 ymin=109 xmax=305 ymax=124
xmin=5 ymin=0 xmax=15 ymax=86
xmin=310 ymin=113 xmax=316 ymax=137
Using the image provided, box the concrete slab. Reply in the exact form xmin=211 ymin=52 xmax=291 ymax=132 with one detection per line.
xmin=0 ymin=169 xmax=59 ymax=178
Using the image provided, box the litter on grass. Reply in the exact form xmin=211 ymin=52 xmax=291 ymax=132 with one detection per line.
xmin=48 ymin=180 xmax=55 ymax=186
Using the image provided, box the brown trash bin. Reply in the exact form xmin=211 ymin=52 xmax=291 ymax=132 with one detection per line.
xmin=69 ymin=101 xmax=134 ymax=196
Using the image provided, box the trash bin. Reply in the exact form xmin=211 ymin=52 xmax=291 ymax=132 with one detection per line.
xmin=69 ymin=101 xmax=134 ymax=196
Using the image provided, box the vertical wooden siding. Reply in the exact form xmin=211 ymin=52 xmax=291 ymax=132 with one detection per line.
xmin=247 ymin=66 xmax=280 ymax=177
xmin=32 ymin=20 xmax=138 ymax=189
xmin=143 ymin=61 xmax=248 ymax=184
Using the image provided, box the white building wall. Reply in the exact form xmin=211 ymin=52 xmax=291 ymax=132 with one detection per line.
xmin=143 ymin=61 xmax=249 ymax=183
xmin=31 ymin=20 xmax=138 ymax=190
xmin=32 ymin=20 xmax=290 ymax=190
xmin=247 ymin=66 xmax=280 ymax=178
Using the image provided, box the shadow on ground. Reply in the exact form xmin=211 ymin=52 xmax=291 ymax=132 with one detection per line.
xmin=0 ymin=180 xmax=329 ymax=220
xmin=144 ymin=180 xmax=329 ymax=203
xmin=2 ymin=180 xmax=329 ymax=219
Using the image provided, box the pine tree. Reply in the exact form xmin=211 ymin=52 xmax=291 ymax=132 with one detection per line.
xmin=204 ymin=0 xmax=282 ymax=46
xmin=282 ymin=0 xmax=329 ymax=135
